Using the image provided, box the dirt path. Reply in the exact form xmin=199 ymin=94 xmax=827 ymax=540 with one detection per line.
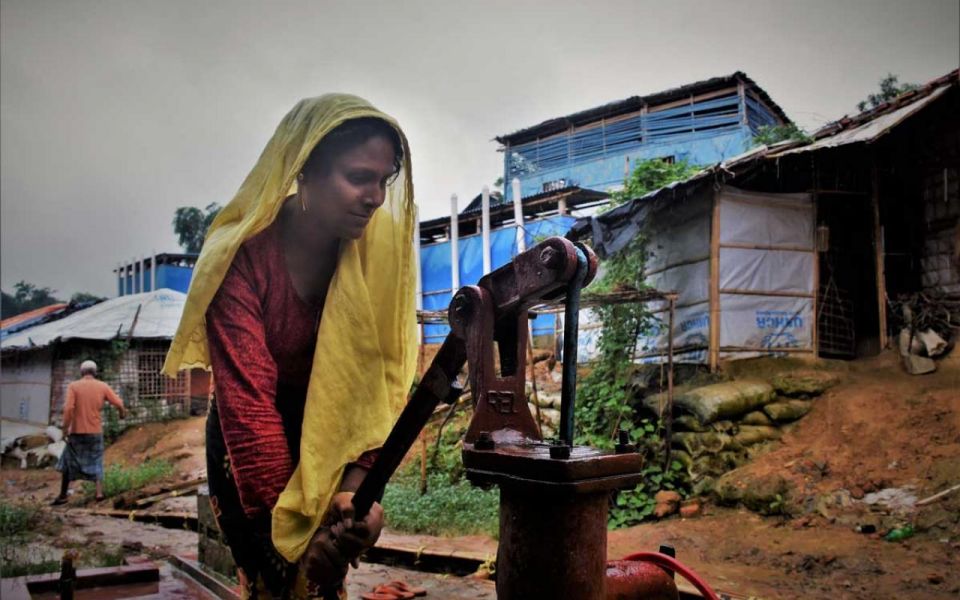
xmin=4 ymin=350 xmax=958 ymax=598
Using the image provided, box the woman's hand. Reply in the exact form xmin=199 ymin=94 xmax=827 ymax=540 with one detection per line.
xmin=299 ymin=492 xmax=384 ymax=588
xmin=299 ymin=525 xmax=349 ymax=587
xmin=327 ymin=492 xmax=384 ymax=563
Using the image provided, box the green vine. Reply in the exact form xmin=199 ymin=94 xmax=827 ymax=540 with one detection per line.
xmin=574 ymin=158 xmax=699 ymax=526
xmin=83 ymin=339 xmax=130 ymax=442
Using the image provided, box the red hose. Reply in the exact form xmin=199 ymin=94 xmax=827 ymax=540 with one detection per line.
xmin=620 ymin=552 xmax=720 ymax=600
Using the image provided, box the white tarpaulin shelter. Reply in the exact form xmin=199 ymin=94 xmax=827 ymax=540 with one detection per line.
xmin=577 ymin=185 xmax=815 ymax=367
xmin=1 ymin=289 xmax=186 ymax=351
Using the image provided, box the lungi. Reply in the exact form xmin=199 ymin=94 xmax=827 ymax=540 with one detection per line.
xmin=56 ymin=433 xmax=104 ymax=482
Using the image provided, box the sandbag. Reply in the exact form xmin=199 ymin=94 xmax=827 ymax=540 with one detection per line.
xmin=763 ymin=400 xmax=812 ymax=422
xmin=673 ymin=415 xmax=707 ymax=432
xmin=771 ymin=370 xmax=839 ymax=397
xmin=671 ymin=431 xmax=740 ymax=457
xmin=17 ymin=434 xmax=49 ymax=450
xmin=733 ymin=425 xmax=782 ymax=447
xmin=741 ymin=411 xmax=773 ymax=426
xmin=671 ymin=381 xmax=775 ymax=425
xmin=45 ymin=426 xmax=64 ymax=443
xmin=671 ymin=450 xmax=693 ymax=471
xmin=709 ymin=420 xmax=737 ymax=434
xmin=46 ymin=440 xmax=66 ymax=460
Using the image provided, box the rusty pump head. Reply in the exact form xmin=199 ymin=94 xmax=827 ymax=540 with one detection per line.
xmin=449 ymin=237 xmax=646 ymax=600
xmin=348 ymin=237 xmax=672 ymax=600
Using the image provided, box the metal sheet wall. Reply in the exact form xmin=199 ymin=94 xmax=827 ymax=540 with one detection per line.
xmin=0 ymin=349 xmax=53 ymax=424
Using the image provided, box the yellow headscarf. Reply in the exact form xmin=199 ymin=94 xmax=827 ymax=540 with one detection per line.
xmin=162 ymin=94 xmax=418 ymax=562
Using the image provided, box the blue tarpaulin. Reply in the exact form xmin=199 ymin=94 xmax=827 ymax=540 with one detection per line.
xmin=420 ymin=216 xmax=576 ymax=343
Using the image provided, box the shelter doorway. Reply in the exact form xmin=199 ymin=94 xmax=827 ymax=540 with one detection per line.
xmin=816 ymin=193 xmax=881 ymax=358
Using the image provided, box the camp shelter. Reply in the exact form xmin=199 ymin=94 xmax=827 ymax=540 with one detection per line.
xmin=1 ymin=289 xmax=209 ymax=428
xmin=573 ymin=69 xmax=959 ymax=369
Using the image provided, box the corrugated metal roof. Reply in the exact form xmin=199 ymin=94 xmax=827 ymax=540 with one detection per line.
xmin=2 ymin=289 xmax=186 ymax=351
xmin=496 ymin=71 xmax=790 ymax=146
xmin=570 ymin=69 xmax=959 ymax=248
xmin=419 ymin=186 xmax=609 ymax=233
xmin=770 ymin=84 xmax=952 ymax=157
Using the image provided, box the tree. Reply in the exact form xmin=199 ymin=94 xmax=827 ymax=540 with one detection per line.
xmin=752 ymin=124 xmax=812 ymax=147
xmin=857 ymin=74 xmax=918 ymax=112
xmin=1 ymin=281 xmax=62 ymax=319
xmin=172 ymin=202 xmax=221 ymax=253
xmin=70 ymin=292 xmax=106 ymax=305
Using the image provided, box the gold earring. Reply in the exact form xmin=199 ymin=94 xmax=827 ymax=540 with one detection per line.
xmin=297 ymin=173 xmax=307 ymax=212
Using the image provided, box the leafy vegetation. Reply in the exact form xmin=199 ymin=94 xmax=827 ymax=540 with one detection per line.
xmin=82 ymin=460 xmax=174 ymax=498
xmin=381 ymin=410 xmax=499 ymax=537
xmin=382 ymin=474 xmax=499 ymax=537
xmin=575 ymin=158 xmax=699 ymax=526
xmin=857 ymin=73 xmax=918 ymax=112
xmin=0 ymin=500 xmax=63 ymax=577
xmin=0 ymin=500 xmax=41 ymax=537
xmin=173 ymin=202 xmax=222 ymax=253
xmin=609 ymin=461 xmax=686 ymax=528
xmin=752 ymin=124 xmax=811 ymax=146
xmin=1 ymin=281 xmax=106 ymax=319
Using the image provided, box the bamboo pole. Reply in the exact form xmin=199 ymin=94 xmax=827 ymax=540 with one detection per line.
xmin=418 ymin=320 xmax=427 ymax=495
xmin=526 ymin=326 xmax=543 ymax=438
xmin=709 ymin=195 xmax=721 ymax=372
xmin=811 ymin=186 xmax=820 ymax=360
xmin=871 ymin=165 xmax=889 ymax=349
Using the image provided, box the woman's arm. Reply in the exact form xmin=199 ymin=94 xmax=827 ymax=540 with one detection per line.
xmin=206 ymin=256 xmax=293 ymax=518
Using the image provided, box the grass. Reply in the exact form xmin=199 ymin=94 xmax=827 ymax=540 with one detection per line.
xmin=0 ymin=500 xmax=41 ymax=537
xmin=382 ymin=474 xmax=499 ymax=538
xmin=82 ymin=459 xmax=174 ymax=498
xmin=0 ymin=557 xmax=61 ymax=578
xmin=0 ymin=500 xmax=59 ymax=577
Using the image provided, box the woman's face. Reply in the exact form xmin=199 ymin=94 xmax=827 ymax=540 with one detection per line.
xmin=303 ymin=135 xmax=398 ymax=240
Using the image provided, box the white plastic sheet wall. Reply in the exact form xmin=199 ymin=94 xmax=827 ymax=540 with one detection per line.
xmin=577 ymin=185 xmax=815 ymax=364
xmin=717 ymin=187 xmax=814 ymax=357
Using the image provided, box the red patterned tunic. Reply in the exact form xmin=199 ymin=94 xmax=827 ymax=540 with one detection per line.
xmin=206 ymin=221 xmax=376 ymax=519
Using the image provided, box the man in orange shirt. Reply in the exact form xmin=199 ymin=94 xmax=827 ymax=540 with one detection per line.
xmin=52 ymin=360 xmax=126 ymax=505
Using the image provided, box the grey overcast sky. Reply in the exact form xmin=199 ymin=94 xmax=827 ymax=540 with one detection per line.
xmin=1 ymin=0 xmax=958 ymax=298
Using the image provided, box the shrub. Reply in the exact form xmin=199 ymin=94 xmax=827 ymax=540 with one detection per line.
xmin=83 ymin=460 xmax=174 ymax=498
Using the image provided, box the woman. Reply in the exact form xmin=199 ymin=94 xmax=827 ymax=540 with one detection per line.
xmin=163 ymin=95 xmax=419 ymax=599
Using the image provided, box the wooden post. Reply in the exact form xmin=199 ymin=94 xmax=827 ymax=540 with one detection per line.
xmin=871 ymin=165 xmax=889 ymax=349
xmin=811 ymin=190 xmax=820 ymax=360
xmin=526 ymin=328 xmax=543 ymax=438
xmin=709 ymin=194 xmax=722 ymax=372
xmin=414 ymin=205 xmax=422 ymax=318
xmin=418 ymin=320 xmax=427 ymax=495
xmin=664 ymin=295 xmax=675 ymax=469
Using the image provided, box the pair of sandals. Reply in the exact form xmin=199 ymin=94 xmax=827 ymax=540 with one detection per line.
xmin=360 ymin=580 xmax=427 ymax=600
